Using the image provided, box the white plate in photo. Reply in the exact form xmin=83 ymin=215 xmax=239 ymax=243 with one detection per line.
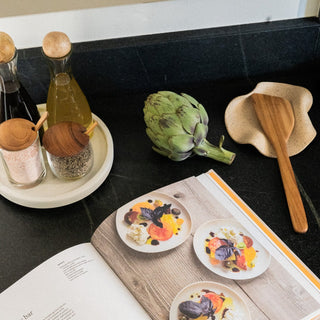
xmin=170 ymin=281 xmax=251 ymax=320
xmin=116 ymin=192 xmax=192 ymax=253
xmin=193 ymin=219 xmax=271 ymax=280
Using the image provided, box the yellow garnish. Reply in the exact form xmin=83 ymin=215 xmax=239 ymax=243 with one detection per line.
xmin=243 ymin=246 xmax=256 ymax=267
xmin=226 ymin=253 xmax=236 ymax=261
xmin=154 ymin=199 xmax=163 ymax=207
xmin=194 ymin=316 xmax=207 ymax=320
xmin=176 ymin=218 xmax=184 ymax=225
xmin=222 ymin=297 xmax=234 ymax=309
xmin=160 ymin=214 xmax=183 ymax=234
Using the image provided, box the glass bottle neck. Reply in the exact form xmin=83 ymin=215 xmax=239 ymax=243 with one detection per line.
xmin=44 ymin=51 xmax=72 ymax=78
xmin=0 ymin=50 xmax=20 ymax=93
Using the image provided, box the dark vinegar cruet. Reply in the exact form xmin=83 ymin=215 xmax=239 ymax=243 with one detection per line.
xmin=0 ymin=32 xmax=43 ymax=137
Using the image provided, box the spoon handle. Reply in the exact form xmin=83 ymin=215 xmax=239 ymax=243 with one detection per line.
xmin=34 ymin=111 xmax=48 ymax=132
xmin=274 ymin=139 xmax=308 ymax=233
xmin=84 ymin=121 xmax=98 ymax=136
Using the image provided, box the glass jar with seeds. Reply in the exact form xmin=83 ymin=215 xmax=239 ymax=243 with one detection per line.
xmin=43 ymin=121 xmax=97 ymax=180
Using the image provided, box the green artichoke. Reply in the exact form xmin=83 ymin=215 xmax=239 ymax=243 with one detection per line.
xmin=143 ymin=91 xmax=235 ymax=164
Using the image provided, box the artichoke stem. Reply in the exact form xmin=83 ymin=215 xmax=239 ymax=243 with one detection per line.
xmin=193 ymin=136 xmax=236 ymax=165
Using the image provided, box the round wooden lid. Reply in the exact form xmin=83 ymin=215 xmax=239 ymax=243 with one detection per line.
xmin=0 ymin=118 xmax=37 ymax=151
xmin=42 ymin=121 xmax=89 ymax=157
xmin=0 ymin=32 xmax=15 ymax=63
xmin=42 ymin=31 xmax=71 ymax=58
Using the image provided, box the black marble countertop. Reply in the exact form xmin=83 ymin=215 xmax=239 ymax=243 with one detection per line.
xmin=0 ymin=17 xmax=320 ymax=293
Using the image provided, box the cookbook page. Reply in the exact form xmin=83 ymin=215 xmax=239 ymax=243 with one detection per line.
xmin=91 ymin=172 xmax=320 ymax=320
xmin=198 ymin=170 xmax=320 ymax=301
xmin=0 ymin=243 xmax=150 ymax=320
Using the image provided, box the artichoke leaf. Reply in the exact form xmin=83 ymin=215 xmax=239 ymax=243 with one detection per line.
xmin=193 ymin=123 xmax=208 ymax=146
xmin=176 ymin=105 xmax=201 ymax=134
xmin=169 ymin=151 xmax=192 ymax=161
xmin=158 ymin=91 xmax=193 ymax=108
xmin=143 ymin=103 xmax=159 ymax=117
xmin=181 ymin=93 xmax=209 ymax=125
xmin=152 ymin=146 xmax=171 ymax=157
xmin=180 ymin=92 xmax=200 ymax=106
xmin=158 ymin=113 xmax=186 ymax=135
xmin=195 ymin=103 xmax=209 ymax=125
xmin=146 ymin=128 xmax=169 ymax=151
xmin=144 ymin=112 xmax=162 ymax=135
xmin=146 ymin=93 xmax=176 ymax=114
xmin=168 ymin=134 xmax=194 ymax=153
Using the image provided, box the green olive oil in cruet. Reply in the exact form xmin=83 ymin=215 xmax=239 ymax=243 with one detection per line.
xmin=42 ymin=32 xmax=93 ymax=130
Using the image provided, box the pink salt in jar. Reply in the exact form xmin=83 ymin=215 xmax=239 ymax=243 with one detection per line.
xmin=0 ymin=118 xmax=46 ymax=188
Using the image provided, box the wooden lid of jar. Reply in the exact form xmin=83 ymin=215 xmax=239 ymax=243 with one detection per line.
xmin=42 ymin=121 xmax=89 ymax=157
xmin=0 ymin=32 xmax=15 ymax=63
xmin=0 ymin=118 xmax=37 ymax=151
xmin=42 ymin=31 xmax=71 ymax=58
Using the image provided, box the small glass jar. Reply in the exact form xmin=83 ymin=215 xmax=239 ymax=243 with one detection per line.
xmin=46 ymin=143 xmax=93 ymax=180
xmin=43 ymin=121 xmax=94 ymax=180
xmin=0 ymin=119 xmax=46 ymax=188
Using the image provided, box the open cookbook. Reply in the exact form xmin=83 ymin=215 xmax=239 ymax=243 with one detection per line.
xmin=1 ymin=169 xmax=320 ymax=320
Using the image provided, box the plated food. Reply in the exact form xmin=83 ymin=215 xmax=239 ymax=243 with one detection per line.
xmin=193 ymin=219 xmax=271 ymax=280
xmin=116 ymin=192 xmax=192 ymax=252
xmin=170 ymin=281 xmax=250 ymax=320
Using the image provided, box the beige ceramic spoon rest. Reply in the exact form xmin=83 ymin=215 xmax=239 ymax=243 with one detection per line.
xmin=225 ymin=82 xmax=317 ymax=158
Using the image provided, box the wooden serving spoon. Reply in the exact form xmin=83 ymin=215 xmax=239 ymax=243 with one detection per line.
xmin=251 ymin=93 xmax=308 ymax=233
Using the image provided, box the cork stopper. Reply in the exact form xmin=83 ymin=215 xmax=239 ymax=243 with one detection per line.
xmin=43 ymin=121 xmax=89 ymax=157
xmin=0 ymin=32 xmax=15 ymax=63
xmin=42 ymin=31 xmax=72 ymax=58
xmin=0 ymin=118 xmax=37 ymax=151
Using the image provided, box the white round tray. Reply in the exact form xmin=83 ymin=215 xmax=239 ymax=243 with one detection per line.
xmin=0 ymin=111 xmax=114 ymax=209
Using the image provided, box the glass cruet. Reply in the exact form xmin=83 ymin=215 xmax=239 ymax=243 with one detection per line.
xmin=42 ymin=31 xmax=93 ymax=130
xmin=0 ymin=31 xmax=43 ymax=138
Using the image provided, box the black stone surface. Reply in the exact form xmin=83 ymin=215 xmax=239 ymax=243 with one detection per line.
xmin=1 ymin=17 xmax=320 ymax=292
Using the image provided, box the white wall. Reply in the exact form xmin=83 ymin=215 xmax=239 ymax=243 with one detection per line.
xmin=0 ymin=0 xmax=165 ymax=18
xmin=0 ymin=0 xmax=319 ymax=49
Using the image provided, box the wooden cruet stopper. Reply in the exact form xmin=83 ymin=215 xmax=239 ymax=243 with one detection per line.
xmin=0 ymin=31 xmax=15 ymax=63
xmin=42 ymin=31 xmax=72 ymax=58
xmin=42 ymin=121 xmax=90 ymax=157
